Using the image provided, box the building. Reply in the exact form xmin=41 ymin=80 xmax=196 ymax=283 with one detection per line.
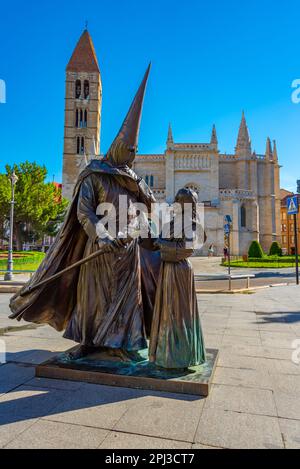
xmin=62 ymin=30 xmax=281 ymax=256
xmin=280 ymin=189 xmax=300 ymax=255
xmin=62 ymin=30 xmax=102 ymax=200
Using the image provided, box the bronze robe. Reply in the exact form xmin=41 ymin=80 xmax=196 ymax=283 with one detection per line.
xmin=64 ymin=172 xmax=147 ymax=351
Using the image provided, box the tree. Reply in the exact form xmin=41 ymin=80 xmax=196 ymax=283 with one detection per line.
xmin=269 ymin=241 xmax=282 ymax=257
xmin=1 ymin=161 xmax=68 ymax=250
xmin=248 ymin=240 xmax=264 ymax=259
xmin=0 ymin=174 xmax=10 ymax=241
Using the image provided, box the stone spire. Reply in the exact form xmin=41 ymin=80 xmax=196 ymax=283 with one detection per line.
xmin=67 ymin=29 xmax=100 ymax=73
xmin=265 ymin=137 xmax=273 ymax=160
xmin=272 ymin=140 xmax=278 ymax=162
xmin=210 ymin=124 xmax=218 ymax=146
xmin=167 ymin=123 xmax=174 ymax=147
xmin=235 ymin=111 xmax=251 ymax=157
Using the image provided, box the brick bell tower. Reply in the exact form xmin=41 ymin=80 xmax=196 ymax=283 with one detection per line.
xmin=62 ymin=29 xmax=102 ymax=201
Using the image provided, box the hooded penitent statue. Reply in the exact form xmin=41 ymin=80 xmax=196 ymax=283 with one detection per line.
xmin=9 ymin=64 xmax=160 ymax=359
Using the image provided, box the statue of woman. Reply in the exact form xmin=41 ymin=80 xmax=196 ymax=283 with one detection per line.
xmin=149 ymin=188 xmax=206 ymax=369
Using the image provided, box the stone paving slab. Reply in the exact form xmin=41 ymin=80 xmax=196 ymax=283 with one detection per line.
xmin=194 ymin=408 xmax=283 ymax=449
xmin=204 ymin=384 xmax=277 ymax=416
xmin=99 ymin=431 xmax=192 ymax=449
xmin=41 ymin=385 xmax=135 ymax=431
xmin=0 ymin=386 xmax=71 ymax=448
xmin=4 ymin=419 xmax=109 ymax=449
xmin=279 ymin=418 xmax=300 ymax=449
xmin=0 ymin=363 xmax=35 ymax=396
xmin=212 ymin=366 xmax=273 ymax=390
xmin=217 ymin=353 xmax=268 ymax=371
xmin=114 ymin=394 xmax=205 ymax=443
xmin=222 ymin=334 xmax=261 ymax=347
xmin=269 ymin=374 xmax=300 ymax=396
xmin=265 ymin=359 xmax=300 ymax=376
xmin=274 ymin=392 xmax=300 ymax=420
xmin=27 ymin=377 xmax=84 ymax=391
xmin=221 ymin=344 xmax=294 ymax=360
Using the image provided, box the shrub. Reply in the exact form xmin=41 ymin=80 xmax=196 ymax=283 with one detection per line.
xmin=269 ymin=241 xmax=282 ymax=257
xmin=248 ymin=241 xmax=264 ymax=259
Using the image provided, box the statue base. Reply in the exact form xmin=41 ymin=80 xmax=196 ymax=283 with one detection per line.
xmin=36 ymin=347 xmax=218 ymax=397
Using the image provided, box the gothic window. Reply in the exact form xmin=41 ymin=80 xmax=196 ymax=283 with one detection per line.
xmin=76 ymin=137 xmax=85 ymax=155
xmin=241 ymin=205 xmax=246 ymax=228
xmin=84 ymin=80 xmax=89 ymax=99
xmin=75 ymin=110 xmax=79 ymax=128
xmin=80 ymin=110 xmax=83 ymax=128
xmin=80 ymin=137 xmax=85 ymax=155
xmin=84 ymin=110 xmax=88 ymax=127
xmin=75 ymin=80 xmax=81 ymax=99
xmin=150 ymin=175 xmax=154 ymax=188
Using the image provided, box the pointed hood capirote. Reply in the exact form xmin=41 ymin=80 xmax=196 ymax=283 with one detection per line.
xmin=105 ymin=63 xmax=151 ymax=168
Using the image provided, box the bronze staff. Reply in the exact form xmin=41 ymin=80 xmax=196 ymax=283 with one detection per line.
xmin=20 ymin=239 xmax=129 ymax=297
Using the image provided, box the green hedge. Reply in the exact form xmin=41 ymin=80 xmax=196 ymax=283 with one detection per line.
xmin=269 ymin=241 xmax=282 ymax=257
xmin=0 ymin=251 xmax=45 ymax=269
xmin=248 ymin=241 xmax=264 ymax=259
xmin=245 ymin=257 xmax=293 ymax=263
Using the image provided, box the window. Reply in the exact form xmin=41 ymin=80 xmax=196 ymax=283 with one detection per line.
xmin=84 ymin=80 xmax=89 ymax=99
xmin=75 ymin=80 xmax=81 ymax=99
xmin=241 ymin=205 xmax=246 ymax=228
xmin=76 ymin=137 xmax=85 ymax=155
xmin=80 ymin=137 xmax=85 ymax=155
xmin=282 ymin=235 xmax=287 ymax=244
xmin=76 ymin=109 xmax=87 ymax=128
xmin=144 ymin=175 xmax=154 ymax=187
xmin=282 ymin=224 xmax=287 ymax=232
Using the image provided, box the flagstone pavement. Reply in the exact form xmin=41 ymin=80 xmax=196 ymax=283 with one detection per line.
xmin=1 ymin=285 xmax=300 ymax=449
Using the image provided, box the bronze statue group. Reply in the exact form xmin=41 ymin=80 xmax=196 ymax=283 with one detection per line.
xmin=9 ymin=65 xmax=206 ymax=371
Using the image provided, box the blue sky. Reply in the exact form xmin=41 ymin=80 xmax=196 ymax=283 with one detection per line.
xmin=0 ymin=0 xmax=299 ymax=190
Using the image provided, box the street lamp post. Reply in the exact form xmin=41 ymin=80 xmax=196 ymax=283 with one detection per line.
xmin=4 ymin=171 xmax=18 ymax=281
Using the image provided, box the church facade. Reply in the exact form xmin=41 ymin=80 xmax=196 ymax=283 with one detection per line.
xmin=62 ymin=30 xmax=281 ymax=256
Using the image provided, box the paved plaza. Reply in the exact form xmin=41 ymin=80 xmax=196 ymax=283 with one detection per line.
xmin=1 ymin=285 xmax=300 ymax=449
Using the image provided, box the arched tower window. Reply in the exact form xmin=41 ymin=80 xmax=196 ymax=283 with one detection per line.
xmin=76 ymin=137 xmax=85 ymax=155
xmin=75 ymin=80 xmax=81 ymax=99
xmin=241 ymin=205 xmax=246 ymax=228
xmin=75 ymin=110 xmax=79 ymax=128
xmin=84 ymin=80 xmax=89 ymax=99
xmin=84 ymin=110 xmax=88 ymax=127
xmin=80 ymin=137 xmax=85 ymax=155
xmin=80 ymin=110 xmax=83 ymax=128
